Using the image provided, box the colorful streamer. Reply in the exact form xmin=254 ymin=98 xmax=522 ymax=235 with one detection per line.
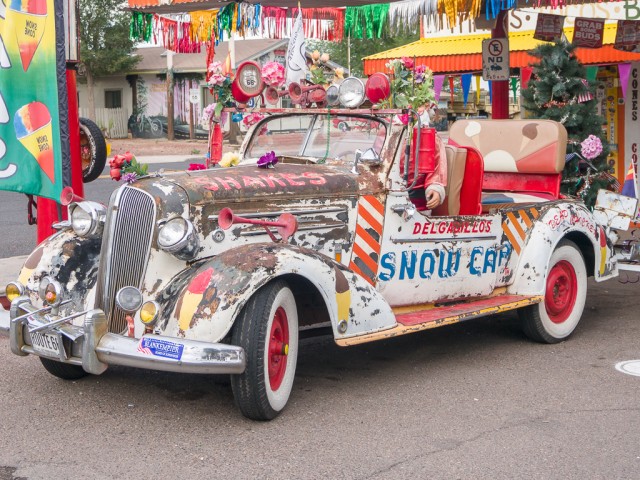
xmin=461 ymin=73 xmax=471 ymax=107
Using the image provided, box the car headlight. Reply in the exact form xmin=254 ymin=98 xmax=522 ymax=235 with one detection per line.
xmin=157 ymin=217 xmax=199 ymax=260
xmin=5 ymin=282 xmax=24 ymax=302
xmin=69 ymin=201 xmax=106 ymax=238
xmin=39 ymin=276 xmax=63 ymax=307
xmin=115 ymin=286 xmax=143 ymax=313
xmin=140 ymin=301 xmax=160 ymax=326
xmin=338 ymin=77 xmax=365 ymax=108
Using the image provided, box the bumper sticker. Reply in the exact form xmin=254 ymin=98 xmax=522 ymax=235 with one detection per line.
xmin=137 ymin=337 xmax=184 ymax=360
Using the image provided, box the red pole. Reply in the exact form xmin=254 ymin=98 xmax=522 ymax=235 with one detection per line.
xmin=491 ymin=10 xmax=510 ymax=120
xmin=36 ymin=68 xmax=83 ymax=243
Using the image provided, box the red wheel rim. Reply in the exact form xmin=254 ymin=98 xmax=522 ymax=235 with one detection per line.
xmin=268 ymin=306 xmax=289 ymax=391
xmin=545 ymin=260 xmax=577 ymax=324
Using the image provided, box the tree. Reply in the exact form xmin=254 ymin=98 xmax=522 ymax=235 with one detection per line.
xmin=521 ymin=40 xmax=615 ymax=207
xmin=308 ymin=33 xmax=419 ymax=77
xmin=79 ymin=0 xmax=139 ymax=121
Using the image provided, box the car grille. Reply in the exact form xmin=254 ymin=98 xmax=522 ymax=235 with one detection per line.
xmin=95 ymin=187 xmax=156 ymax=333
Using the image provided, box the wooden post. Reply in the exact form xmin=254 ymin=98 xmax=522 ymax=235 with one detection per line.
xmin=166 ymin=50 xmax=175 ymax=141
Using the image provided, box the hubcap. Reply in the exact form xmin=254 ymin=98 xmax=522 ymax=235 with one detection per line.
xmin=268 ymin=306 xmax=289 ymax=391
xmin=545 ymin=260 xmax=577 ymax=324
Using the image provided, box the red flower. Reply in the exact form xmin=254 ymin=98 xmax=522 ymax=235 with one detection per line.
xmin=123 ymin=151 xmax=134 ymax=162
xmin=110 ymin=167 xmax=121 ymax=181
xmin=401 ymin=57 xmax=414 ymax=70
xmin=111 ymin=154 xmax=125 ymax=168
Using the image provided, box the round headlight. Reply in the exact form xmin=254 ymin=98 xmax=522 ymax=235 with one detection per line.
xmin=140 ymin=301 xmax=160 ymax=326
xmin=326 ymin=85 xmax=340 ymax=106
xmin=338 ymin=77 xmax=365 ymax=108
xmin=158 ymin=217 xmax=189 ymax=249
xmin=69 ymin=201 xmax=106 ymax=238
xmin=39 ymin=277 xmax=62 ymax=307
xmin=38 ymin=276 xmax=51 ymax=301
xmin=115 ymin=286 xmax=143 ymax=313
xmin=5 ymin=282 xmax=24 ymax=302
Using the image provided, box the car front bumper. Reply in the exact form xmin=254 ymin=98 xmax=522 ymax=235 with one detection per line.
xmin=0 ymin=296 xmax=245 ymax=375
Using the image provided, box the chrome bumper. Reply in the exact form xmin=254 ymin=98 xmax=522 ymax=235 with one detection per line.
xmin=0 ymin=297 xmax=245 ymax=375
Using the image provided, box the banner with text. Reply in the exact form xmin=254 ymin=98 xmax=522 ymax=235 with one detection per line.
xmin=572 ymin=17 xmax=605 ymax=48
xmin=614 ymin=20 xmax=640 ymax=52
xmin=0 ymin=0 xmax=70 ymax=201
xmin=533 ymin=13 xmax=565 ymax=42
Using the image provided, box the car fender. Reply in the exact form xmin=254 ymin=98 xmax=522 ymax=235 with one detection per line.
xmin=507 ymin=202 xmax=613 ymax=296
xmin=17 ymin=229 xmax=102 ymax=313
xmin=156 ymin=243 xmax=396 ymax=343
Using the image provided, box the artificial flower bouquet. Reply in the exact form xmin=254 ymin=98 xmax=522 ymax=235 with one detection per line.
xmin=110 ymin=152 xmax=148 ymax=183
xmin=382 ymin=57 xmax=435 ymax=111
xmin=207 ymin=60 xmax=234 ymax=117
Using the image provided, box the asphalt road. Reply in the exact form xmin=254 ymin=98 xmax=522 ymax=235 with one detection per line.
xmin=1 ymin=278 xmax=640 ymax=479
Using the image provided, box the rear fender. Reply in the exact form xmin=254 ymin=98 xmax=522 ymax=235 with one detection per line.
xmin=159 ymin=243 xmax=396 ymax=343
xmin=508 ymin=202 xmax=612 ymax=296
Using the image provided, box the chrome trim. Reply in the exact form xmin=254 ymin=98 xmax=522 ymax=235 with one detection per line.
xmin=69 ymin=201 xmax=107 ymax=238
xmin=239 ymin=221 xmax=347 ymax=237
xmin=208 ymin=206 xmax=347 ymax=221
xmin=96 ymin=186 xmax=156 ymax=333
xmin=391 ymin=235 xmax=499 ymax=243
xmin=9 ymin=300 xmax=246 ymax=375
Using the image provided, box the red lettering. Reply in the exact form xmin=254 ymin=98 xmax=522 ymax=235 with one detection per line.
xmin=302 ymin=171 xmax=327 ymax=185
xmin=279 ymin=173 xmax=305 ymax=186
xmin=429 ymin=223 xmax=437 ymax=234
xmin=438 ymin=222 xmax=447 ymax=234
xmin=259 ymin=174 xmax=287 ymax=188
xmin=413 ymin=223 xmax=421 ymax=234
xmin=215 ymin=176 xmax=242 ymax=190
xmin=422 ymin=223 xmax=429 ymax=234
xmin=242 ymin=176 xmax=266 ymax=188
xmin=446 ymin=222 xmax=454 ymax=233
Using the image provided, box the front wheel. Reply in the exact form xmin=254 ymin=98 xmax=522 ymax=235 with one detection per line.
xmin=231 ymin=281 xmax=299 ymax=420
xmin=40 ymin=357 xmax=88 ymax=380
xmin=519 ymin=240 xmax=587 ymax=343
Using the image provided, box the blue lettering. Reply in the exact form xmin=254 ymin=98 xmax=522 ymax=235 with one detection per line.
xmin=438 ymin=249 xmax=460 ymax=278
xmin=378 ymin=252 xmax=396 ymax=281
xmin=399 ymin=250 xmax=417 ymax=280
xmin=498 ymin=243 xmax=511 ymax=266
xmin=419 ymin=251 xmax=436 ymax=279
xmin=483 ymin=249 xmax=497 ymax=274
xmin=469 ymin=246 xmax=484 ymax=276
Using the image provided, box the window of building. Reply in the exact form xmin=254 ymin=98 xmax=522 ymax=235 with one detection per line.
xmin=105 ymin=89 xmax=122 ymax=109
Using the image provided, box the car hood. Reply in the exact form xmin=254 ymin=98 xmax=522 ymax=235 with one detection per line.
xmin=148 ymin=163 xmax=360 ymax=206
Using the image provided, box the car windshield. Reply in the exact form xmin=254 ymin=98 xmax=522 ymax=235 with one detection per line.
xmin=245 ymin=114 xmax=387 ymax=163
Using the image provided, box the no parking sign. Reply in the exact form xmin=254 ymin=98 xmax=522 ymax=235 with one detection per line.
xmin=482 ymin=38 xmax=509 ymax=81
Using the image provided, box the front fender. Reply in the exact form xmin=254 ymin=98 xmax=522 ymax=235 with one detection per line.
xmin=17 ymin=229 xmax=101 ymax=313
xmin=157 ymin=243 xmax=396 ymax=343
xmin=508 ymin=202 xmax=612 ymax=296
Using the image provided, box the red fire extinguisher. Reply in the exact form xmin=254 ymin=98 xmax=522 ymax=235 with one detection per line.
xmin=402 ymin=126 xmax=436 ymax=187
xmin=209 ymin=121 xmax=223 ymax=167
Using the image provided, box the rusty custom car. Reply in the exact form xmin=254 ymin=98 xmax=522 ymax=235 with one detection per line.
xmin=2 ymin=105 xmax=638 ymax=420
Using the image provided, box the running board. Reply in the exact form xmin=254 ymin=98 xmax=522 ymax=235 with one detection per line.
xmin=336 ymin=294 xmax=542 ymax=346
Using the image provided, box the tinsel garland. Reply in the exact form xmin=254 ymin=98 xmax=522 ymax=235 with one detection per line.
xmin=344 ymin=4 xmax=390 ymax=39
xmin=290 ymin=7 xmax=345 ymax=42
xmin=261 ymin=6 xmax=287 ymax=39
xmin=130 ymin=11 xmax=153 ymax=42
xmin=387 ymin=0 xmax=435 ymax=35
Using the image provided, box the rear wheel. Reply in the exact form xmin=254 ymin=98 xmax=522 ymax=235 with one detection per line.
xmin=40 ymin=357 xmax=88 ymax=380
xmin=231 ymin=281 xmax=298 ymax=420
xmin=519 ymin=240 xmax=587 ymax=343
xmin=79 ymin=117 xmax=107 ymax=183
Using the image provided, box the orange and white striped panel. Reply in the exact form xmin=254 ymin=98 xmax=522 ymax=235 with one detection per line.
xmin=349 ymin=195 xmax=384 ymax=285
xmin=501 ymin=207 xmax=539 ymax=255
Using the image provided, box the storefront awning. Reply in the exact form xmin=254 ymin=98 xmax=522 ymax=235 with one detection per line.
xmin=363 ymin=24 xmax=640 ymax=75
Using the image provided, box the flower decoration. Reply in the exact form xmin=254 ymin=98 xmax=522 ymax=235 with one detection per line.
xmin=206 ymin=60 xmax=234 ymax=118
xmin=188 ymin=163 xmax=207 ymax=171
xmin=220 ymin=151 xmax=241 ymax=168
xmin=580 ymin=134 xmax=603 ymax=160
xmin=257 ymin=151 xmax=278 ymax=168
xmin=381 ymin=58 xmax=435 ymax=111
xmin=309 ymin=51 xmax=332 ymax=86
xmin=261 ymin=61 xmax=285 ymax=87
xmin=242 ymin=112 xmax=265 ymax=129
xmin=109 ymin=151 xmax=148 ymax=182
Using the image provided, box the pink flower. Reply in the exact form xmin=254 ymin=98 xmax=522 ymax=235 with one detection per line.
xmin=208 ymin=73 xmax=226 ymax=87
xmin=397 ymin=114 xmax=409 ymax=125
xmin=414 ymin=65 xmax=427 ymax=75
xmin=580 ymin=134 xmax=603 ymax=160
xmin=188 ymin=163 xmax=207 ymax=171
xmin=208 ymin=61 xmax=223 ymax=75
xmin=242 ymin=112 xmax=265 ymax=128
xmin=320 ymin=53 xmax=330 ymax=63
xmin=261 ymin=62 xmax=285 ymax=87
xmin=401 ymin=57 xmax=414 ymax=70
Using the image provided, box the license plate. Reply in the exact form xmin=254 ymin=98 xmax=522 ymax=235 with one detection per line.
xmin=30 ymin=331 xmax=62 ymax=358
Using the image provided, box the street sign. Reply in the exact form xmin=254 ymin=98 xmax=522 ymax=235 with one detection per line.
xmin=189 ymin=88 xmax=200 ymax=105
xmin=482 ymin=38 xmax=509 ymax=81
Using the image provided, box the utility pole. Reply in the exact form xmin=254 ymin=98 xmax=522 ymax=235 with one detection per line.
xmin=166 ymin=50 xmax=175 ymax=140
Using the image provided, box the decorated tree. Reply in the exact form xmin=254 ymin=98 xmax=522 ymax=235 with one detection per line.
xmin=521 ymin=40 xmax=615 ymax=207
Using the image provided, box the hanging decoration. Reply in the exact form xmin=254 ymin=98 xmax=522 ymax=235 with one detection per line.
xmin=387 ymin=0 xmax=434 ymax=36
xmin=448 ymin=76 xmax=455 ymax=106
xmin=521 ymin=67 xmax=533 ymax=90
xmin=572 ymin=18 xmax=605 ymax=49
xmin=510 ymin=77 xmax=518 ymax=104
xmin=614 ymin=20 xmax=640 ymax=52
xmin=619 ymin=63 xmax=632 ymax=100
xmin=488 ymin=81 xmax=492 ymax=104
xmin=344 ymin=4 xmax=390 ymax=39
xmin=475 ymin=75 xmax=481 ymax=104
xmin=461 ymin=73 xmax=471 ymax=107
xmin=585 ymin=66 xmax=599 ymax=83
xmin=130 ymin=11 xmax=153 ymax=42
xmin=533 ymin=13 xmax=564 ymax=42
xmin=433 ymin=74 xmax=445 ymax=103
xmin=290 ymin=7 xmax=345 ymax=42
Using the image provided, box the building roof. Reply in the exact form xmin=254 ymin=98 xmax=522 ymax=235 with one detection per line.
xmin=363 ymin=24 xmax=640 ymax=75
xmin=132 ymin=38 xmax=288 ymax=74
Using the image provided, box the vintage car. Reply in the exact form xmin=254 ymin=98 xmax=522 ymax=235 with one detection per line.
xmin=1 ymin=107 xmax=637 ymax=420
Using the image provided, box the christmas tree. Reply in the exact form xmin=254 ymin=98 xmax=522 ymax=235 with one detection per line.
xmin=521 ymin=40 xmax=616 ymax=207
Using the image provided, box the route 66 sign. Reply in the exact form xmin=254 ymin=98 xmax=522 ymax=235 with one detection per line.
xmin=482 ymin=38 xmax=509 ymax=81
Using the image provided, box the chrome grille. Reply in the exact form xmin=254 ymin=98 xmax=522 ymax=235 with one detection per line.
xmin=95 ymin=187 xmax=155 ymax=333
